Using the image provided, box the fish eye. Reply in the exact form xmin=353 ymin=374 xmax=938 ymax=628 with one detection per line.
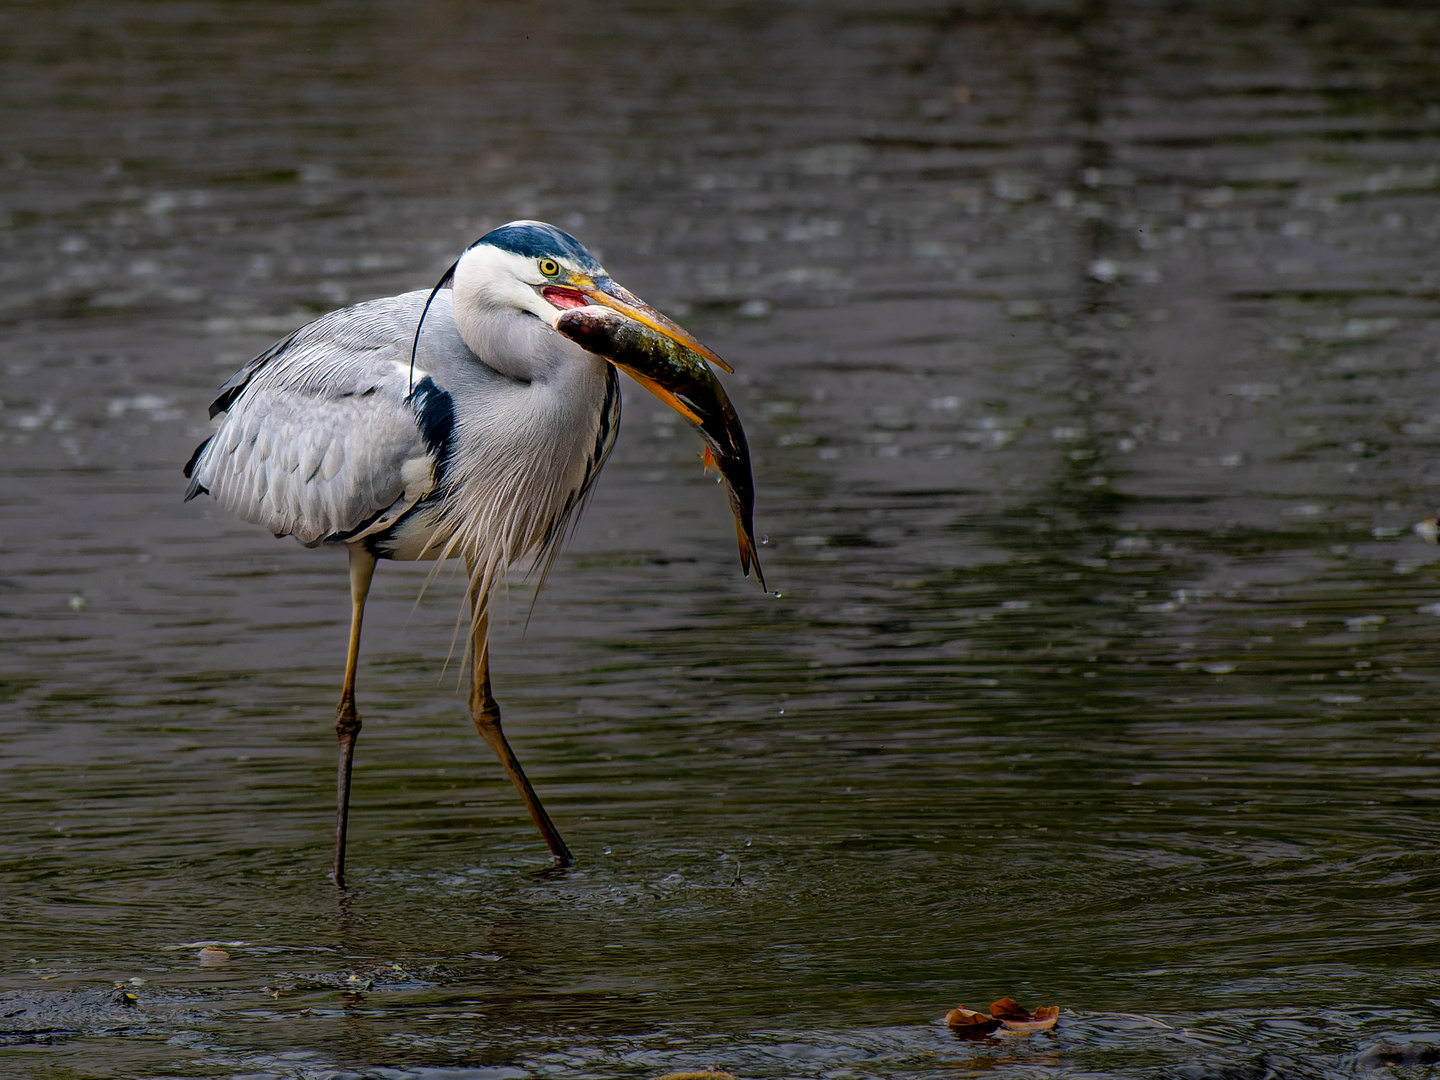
xmin=538 ymin=258 xmax=560 ymax=277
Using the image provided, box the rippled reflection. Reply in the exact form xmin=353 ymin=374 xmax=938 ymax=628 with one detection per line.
xmin=3 ymin=1 xmax=1440 ymax=1077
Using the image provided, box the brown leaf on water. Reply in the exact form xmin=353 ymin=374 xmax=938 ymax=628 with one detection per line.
xmin=655 ymin=1070 xmax=738 ymax=1080
xmin=989 ymin=997 xmax=1059 ymax=1031
xmin=944 ymin=1006 xmax=1003 ymax=1035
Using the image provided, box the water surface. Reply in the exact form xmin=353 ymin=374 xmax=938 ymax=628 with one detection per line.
xmin=4 ymin=2 xmax=1440 ymax=1077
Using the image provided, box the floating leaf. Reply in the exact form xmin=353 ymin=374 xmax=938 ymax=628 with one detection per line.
xmin=944 ymin=1006 xmax=1003 ymax=1035
xmin=990 ymin=997 xmax=1059 ymax=1031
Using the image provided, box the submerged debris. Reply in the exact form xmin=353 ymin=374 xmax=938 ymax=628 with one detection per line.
xmin=274 ymin=963 xmax=445 ymax=991
xmin=1360 ymin=1042 xmax=1440 ymax=1068
xmin=107 ymin=984 xmax=139 ymax=1007
xmin=162 ymin=940 xmax=248 ymax=951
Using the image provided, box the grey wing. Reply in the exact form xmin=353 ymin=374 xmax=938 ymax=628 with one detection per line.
xmin=185 ymin=294 xmax=442 ymax=547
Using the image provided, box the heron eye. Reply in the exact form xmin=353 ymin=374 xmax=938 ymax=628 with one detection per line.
xmin=538 ymin=258 xmax=560 ymax=277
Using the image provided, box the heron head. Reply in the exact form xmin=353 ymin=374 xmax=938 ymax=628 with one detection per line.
xmin=442 ymin=221 xmax=762 ymax=585
xmin=454 ymin=221 xmax=733 ymax=374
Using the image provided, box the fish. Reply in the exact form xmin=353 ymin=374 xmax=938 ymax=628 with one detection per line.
xmin=554 ymin=305 xmax=764 ymax=589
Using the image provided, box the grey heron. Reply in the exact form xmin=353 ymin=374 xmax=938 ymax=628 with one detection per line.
xmin=183 ymin=221 xmax=762 ymax=886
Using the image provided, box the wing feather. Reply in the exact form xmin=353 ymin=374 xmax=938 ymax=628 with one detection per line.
xmin=188 ymin=295 xmax=443 ymax=547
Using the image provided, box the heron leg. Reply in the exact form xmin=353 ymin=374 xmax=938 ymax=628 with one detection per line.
xmin=467 ymin=603 xmax=574 ymax=866
xmin=333 ymin=544 xmax=377 ymax=887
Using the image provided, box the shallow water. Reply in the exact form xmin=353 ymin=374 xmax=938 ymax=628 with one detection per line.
xmin=4 ymin=1 xmax=1440 ymax=1077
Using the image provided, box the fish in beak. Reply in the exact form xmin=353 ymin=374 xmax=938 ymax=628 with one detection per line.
xmin=542 ymin=274 xmax=734 ymax=374
xmin=551 ymin=293 xmax=764 ymax=589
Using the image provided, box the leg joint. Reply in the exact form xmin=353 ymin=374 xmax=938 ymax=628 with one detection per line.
xmin=470 ymin=698 xmax=503 ymax=737
xmin=336 ymin=693 xmax=362 ymax=739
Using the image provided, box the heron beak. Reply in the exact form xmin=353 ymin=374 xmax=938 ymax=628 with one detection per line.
xmin=552 ymin=304 xmax=765 ymax=588
xmin=545 ymin=275 xmax=734 ymax=374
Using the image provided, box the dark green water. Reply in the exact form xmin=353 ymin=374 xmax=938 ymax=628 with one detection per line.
xmin=4 ymin=1 xmax=1440 ymax=1076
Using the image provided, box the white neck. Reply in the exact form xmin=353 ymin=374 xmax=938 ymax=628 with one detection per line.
xmin=450 ymin=245 xmax=570 ymax=381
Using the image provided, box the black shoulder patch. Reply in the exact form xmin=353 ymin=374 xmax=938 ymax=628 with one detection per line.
xmin=407 ymin=376 xmax=455 ymax=473
xmin=472 ymin=222 xmax=604 ymax=274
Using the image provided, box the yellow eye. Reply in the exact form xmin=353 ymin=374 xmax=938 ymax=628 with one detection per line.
xmin=538 ymin=258 xmax=560 ymax=277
